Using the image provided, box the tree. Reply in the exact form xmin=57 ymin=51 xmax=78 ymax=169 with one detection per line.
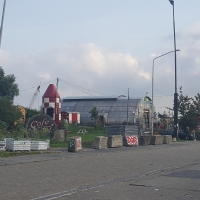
xmin=178 ymin=87 xmax=197 ymax=131
xmin=0 ymin=67 xmax=21 ymax=128
xmin=0 ymin=98 xmax=22 ymax=127
xmin=89 ymin=107 xmax=99 ymax=122
xmin=0 ymin=67 xmax=19 ymax=100
xmin=25 ymin=107 xmax=42 ymax=119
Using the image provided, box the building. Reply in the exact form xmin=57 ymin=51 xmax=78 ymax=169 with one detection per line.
xmin=61 ymin=95 xmax=154 ymax=128
xmin=61 ymin=111 xmax=80 ymax=124
xmin=42 ymin=84 xmax=61 ymax=128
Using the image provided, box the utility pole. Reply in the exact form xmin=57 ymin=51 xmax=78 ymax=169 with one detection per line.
xmin=56 ymin=78 xmax=59 ymax=90
xmin=0 ymin=0 xmax=6 ymax=48
xmin=126 ymin=88 xmax=129 ymax=125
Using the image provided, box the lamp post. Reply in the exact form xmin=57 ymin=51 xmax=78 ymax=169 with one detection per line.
xmin=169 ymin=0 xmax=178 ymax=139
xmin=151 ymin=49 xmax=180 ymax=136
xmin=0 ymin=0 xmax=6 ymax=48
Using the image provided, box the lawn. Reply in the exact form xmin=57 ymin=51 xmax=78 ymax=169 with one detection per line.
xmin=0 ymin=125 xmax=105 ymax=156
xmin=51 ymin=125 xmax=105 ymax=148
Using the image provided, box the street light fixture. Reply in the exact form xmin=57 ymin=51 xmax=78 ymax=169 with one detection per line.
xmin=0 ymin=0 xmax=6 ymax=48
xmin=151 ymin=49 xmax=180 ymax=136
xmin=168 ymin=0 xmax=178 ymax=139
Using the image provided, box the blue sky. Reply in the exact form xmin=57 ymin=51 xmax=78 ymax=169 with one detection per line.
xmin=1 ymin=0 xmax=200 ymax=114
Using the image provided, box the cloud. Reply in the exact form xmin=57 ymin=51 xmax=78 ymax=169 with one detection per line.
xmin=138 ymin=70 xmax=150 ymax=80
xmin=38 ymin=73 xmax=50 ymax=80
xmin=0 ymin=44 xmax=142 ymax=108
xmin=180 ymin=22 xmax=200 ymax=41
xmin=1 ymin=27 xmax=200 ymax=114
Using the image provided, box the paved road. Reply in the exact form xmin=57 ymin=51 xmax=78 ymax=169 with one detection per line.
xmin=0 ymin=141 xmax=200 ymax=200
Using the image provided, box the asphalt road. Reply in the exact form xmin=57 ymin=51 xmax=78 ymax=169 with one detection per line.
xmin=0 ymin=141 xmax=200 ymax=200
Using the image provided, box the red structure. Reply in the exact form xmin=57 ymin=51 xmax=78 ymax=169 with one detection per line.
xmin=42 ymin=84 xmax=61 ymax=128
xmin=61 ymin=111 xmax=80 ymax=124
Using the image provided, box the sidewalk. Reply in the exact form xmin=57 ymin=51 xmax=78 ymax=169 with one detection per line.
xmin=0 ymin=141 xmax=195 ymax=166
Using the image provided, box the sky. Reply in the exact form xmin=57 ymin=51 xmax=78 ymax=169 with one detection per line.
xmin=0 ymin=0 xmax=200 ymax=115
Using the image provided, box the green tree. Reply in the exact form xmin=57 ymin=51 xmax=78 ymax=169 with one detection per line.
xmin=0 ymin=67 xmax=21 ymax=128
xmin=25 ymin=107 xmax=42 ymax=119
xmin=0 ymin=67 xmax=19 ymax=100
xmin=89 ymin=107 xmax=99 ymax=122
xmin=178 ymin=87 xmax=197 ymax=131
xmin=0 ymin=98 xmax=22 ymax=127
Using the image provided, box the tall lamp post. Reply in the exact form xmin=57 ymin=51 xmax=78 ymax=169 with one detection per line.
xmin=151 ymin=50 xmax=180 ymax=136
xmin=169 ymin=0 xmax=178 ymax=139
xmin=0 ymin=0 xmax=6 ymax=48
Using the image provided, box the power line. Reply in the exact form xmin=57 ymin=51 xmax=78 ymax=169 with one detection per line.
xmin=59 ymin=79 xmax=117 ymax=97
xmin=154 ymin=94 xmax=173 ymax=97
xmin=19 ymin=79 xmax=57 ymax=93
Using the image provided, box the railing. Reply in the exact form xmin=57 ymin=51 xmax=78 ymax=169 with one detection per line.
xmin=104 ymin=125 xmax=139 ymax=136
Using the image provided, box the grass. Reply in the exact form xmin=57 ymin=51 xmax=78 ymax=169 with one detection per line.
xmin=0 ymin=125 xmax=105 ymax=156
xmin=51 ymin=125 xmax=105 ymax=148
xmin=0 ymin=150 xmax=44 ymax=157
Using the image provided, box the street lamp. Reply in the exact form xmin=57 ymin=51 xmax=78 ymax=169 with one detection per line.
xmin=169 ymin=0 xmax=178 ymax=139
xmin=151 ymin=49 xmax=180 ymax=136
xmin=0 ymin=0 xmax=6 ymax=48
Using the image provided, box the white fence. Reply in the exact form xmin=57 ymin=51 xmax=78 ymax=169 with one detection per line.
xmin=0 ymin=139 xmax=6 ymax=151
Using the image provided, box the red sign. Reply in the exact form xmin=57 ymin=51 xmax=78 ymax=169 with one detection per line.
xmin=126 ymin=136 xmax=138 ymax=146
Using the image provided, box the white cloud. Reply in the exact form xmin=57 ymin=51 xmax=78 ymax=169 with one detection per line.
xmin=138 ymin=70 xmax=150 ymax=80
xmin=180 ymin=22 xmax=200 ymax=39
xmin=38 ymin=73 xmax=50 ymax=80
xmin=1 ymin=31 xmax=200 ymax=114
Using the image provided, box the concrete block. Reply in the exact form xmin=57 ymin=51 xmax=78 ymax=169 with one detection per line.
xmin=139 ymin=135 xmax=151 ymax=146
xmin=123 ymin=135 xmax=138 ymax=146
xmin=53 ymin=130 xmax=66 ymax=141
xmin=92 ymin=136 xmax=108 ymax=149
xmin=107 ymin=135 xmax=122 ymax=148
xmin=163 ymin=135 xmax=172 ymax=144
xmin=68 ymin=136 xmax=82 ymax=152
xmin=150 ymin=135 xmax=163 ymax=145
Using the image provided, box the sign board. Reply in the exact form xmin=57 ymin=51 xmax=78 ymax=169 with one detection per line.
xmin=26 ymin=114 xmax=57 ymax=138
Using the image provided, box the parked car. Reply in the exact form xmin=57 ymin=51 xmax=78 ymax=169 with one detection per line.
xmin=177 ymin=130 xmax=197 ymax=140
xmin=161 ymin=130 xmax=173 ymax=136
xmin=162 ymin=130 xmax=196 ymax=140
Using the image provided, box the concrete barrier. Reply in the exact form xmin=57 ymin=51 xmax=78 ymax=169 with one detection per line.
xmin=92 ymin=136 xmax=108 ymax=149
xmin=139 ymin=135 xmax=151 ymax=146
xmin=150 ymin=135 xmax=163 ymax=145
xmin=68 ymin=136 xmax=82 ymax=152
xmin=123 ymin=135 xmax=138 ymax=146
xmin=53 ymin=130 xmax=66 ymax=141
xmin=163 ymin=135 xmax=172 ymax=144
xmin=107 ymin=135 xmax=122 ymax=148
